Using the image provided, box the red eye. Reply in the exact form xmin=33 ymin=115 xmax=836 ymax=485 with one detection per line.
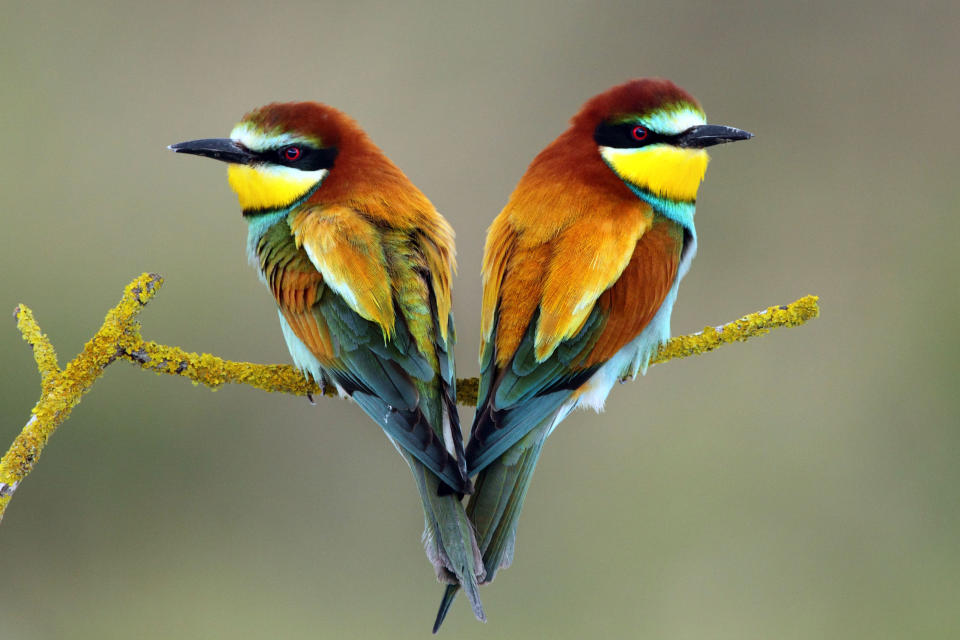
xmin=631 ymin=125 xmax=648 ymax=141
xmin=284 ymin=146 xmax=301 ymax=161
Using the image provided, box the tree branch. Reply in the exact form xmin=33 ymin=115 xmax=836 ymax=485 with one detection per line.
xmin=1 ymin=273 xmax=819 ymax=523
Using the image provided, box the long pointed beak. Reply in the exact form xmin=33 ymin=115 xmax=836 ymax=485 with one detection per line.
xmin=168 ymin=138 xmax=256 ymax=164
xmin=677 ymin=124 xmax=753 ymax=149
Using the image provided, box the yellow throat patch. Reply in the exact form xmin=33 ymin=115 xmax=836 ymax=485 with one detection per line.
xmin=227 ymin=163 xmax=327 ymax=212
xmin=601 ymin=145 xmax=709 ymax=202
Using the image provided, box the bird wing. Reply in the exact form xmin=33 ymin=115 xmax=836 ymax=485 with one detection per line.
xmin=258 ymin=205 xmax=467 ymax=492
xmin=466 ymin=201 xmax=684 ymax=474
xmin=288 ymin=205 xmax=396 ymax=335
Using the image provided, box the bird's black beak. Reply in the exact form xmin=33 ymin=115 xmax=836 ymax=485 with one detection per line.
xmin=168 ymin=138 xmax=256 ymax=164
xmin=676 ymin=125 xmax=753 ymax=149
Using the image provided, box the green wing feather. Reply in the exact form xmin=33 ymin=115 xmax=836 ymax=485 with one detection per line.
xmin=465 ymin=305 xmax=607 ymax=475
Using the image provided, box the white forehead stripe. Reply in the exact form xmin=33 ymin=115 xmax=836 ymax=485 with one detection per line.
xmin=230 ymin=121 xmax=305 ymax=152
xmin=640 ymin=107 xmax=706 ymax=135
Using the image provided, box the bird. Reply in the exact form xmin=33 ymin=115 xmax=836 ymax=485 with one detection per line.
xmin=168 ymin=101 xmax=486 ymax=621
xmin=433 ymin=78 xmax=752 ymax=630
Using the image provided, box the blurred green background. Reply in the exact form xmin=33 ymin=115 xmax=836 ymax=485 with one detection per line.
xmin=2 ymin=1 xmax=958 ymax=638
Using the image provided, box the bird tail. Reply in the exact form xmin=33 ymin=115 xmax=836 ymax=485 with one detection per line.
xmin=432 ymin=419 xmax=552 ymax=632
xmin=408 ymin=456 xmax=486 ymax=625
xmin=433 ymin=584 xmax=460 ymax=633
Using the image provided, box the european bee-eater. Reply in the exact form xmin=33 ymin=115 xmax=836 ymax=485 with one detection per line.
xmin=434 ymin=78 xmax=751 ymax=630
xmin=169 ymin=102 xmax=485 ymax=620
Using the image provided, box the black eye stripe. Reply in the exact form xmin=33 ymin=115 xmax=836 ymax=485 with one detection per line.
xmin=254 ymin=145 xmax=338 ymax=171
xmin=593 ymin=122 xmax=676 ymax=149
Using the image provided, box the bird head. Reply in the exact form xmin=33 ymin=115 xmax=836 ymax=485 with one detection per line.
xmin=169 ymin=102 xmax=351 ymax=215
xmin=574 ymin=78 xmax=752 ymax=208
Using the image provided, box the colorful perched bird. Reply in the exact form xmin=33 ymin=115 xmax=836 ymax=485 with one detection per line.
xmin=168 ymin=102 xmax=486 ymax=620
xmin=433 ymin=78 xmax=752 ymax=630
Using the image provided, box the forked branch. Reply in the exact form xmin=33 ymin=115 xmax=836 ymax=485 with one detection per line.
xmin=0 ymin=273 xmax=819 ymax=522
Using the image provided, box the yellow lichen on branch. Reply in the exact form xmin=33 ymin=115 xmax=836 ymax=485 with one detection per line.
xmin=127 ymin=340 xmax=334 ymax=397
xmin=648 ymin=295 xmax=820 ymax=367
xmin=15 ymin=305 xmax=60 ymax=392
xmin=1 ymin=273 xmax=163 ymax=520
xmin=0 ymin=273 xmax=819 ymax=523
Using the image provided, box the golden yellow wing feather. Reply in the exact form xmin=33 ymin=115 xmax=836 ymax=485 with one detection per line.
xmin=535 ymin=206 xmax=652 ymax=361
xmin=289 ymin=205 xmax=395 ymax=337
xmin=481 ymin=195 xmax=656 ymax=367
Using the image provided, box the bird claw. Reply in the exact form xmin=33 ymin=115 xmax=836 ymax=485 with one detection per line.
xmin=306 ymin=376 xmax=327 ymax=405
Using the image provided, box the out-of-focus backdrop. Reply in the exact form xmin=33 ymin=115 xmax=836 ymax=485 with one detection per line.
xmin=1 ymin=1 xmax=957 ymax=638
